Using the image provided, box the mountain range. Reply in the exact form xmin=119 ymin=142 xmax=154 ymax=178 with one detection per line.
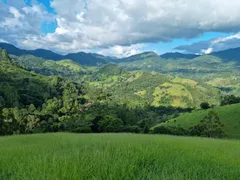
xmin=1 ymin=42 xmax=240 ymax=66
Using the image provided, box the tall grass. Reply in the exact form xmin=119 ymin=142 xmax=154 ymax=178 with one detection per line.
xmin=0 ymin=133 xmax=239 ymax=180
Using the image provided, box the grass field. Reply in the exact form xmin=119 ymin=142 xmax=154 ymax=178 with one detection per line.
xmin=160 ymin=104 xmax=240 ymax=139
xmin=0 ymin=133 xmax=240 ymax=180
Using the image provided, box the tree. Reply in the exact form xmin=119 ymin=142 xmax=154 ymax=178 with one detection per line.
xmin=221 ymin=95 xmax=240 ymax=106
xmin=99 ymin=115 xmax=123 ymax=132
xmin=28 ymin=104 xmax=36 ymax=113
xmin=200 ymin=102 xmax=210 ymax=109
xmin=143 ymin=124 xmax=150 ymax=133
xmin=189 ymin=111 xmax=225 ymax=138
xmin=0 ymin=96 xmax=5 ymax=109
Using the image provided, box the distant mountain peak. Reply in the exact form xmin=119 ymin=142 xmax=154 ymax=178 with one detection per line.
xmin=210 ymin=47 xmax=240 ymax=62
xmin=0 ymin=43 xmax=109 ymax=66
xmin=136 ymin=51 xmax=159 ymax=56
xmin=160 ymin=52 xmax=199 ymax=59
xmin=117 ymin=51 xmax=160 ymax=63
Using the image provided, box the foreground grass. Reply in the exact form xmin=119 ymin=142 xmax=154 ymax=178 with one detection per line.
xmin=0 ymin=133 xmax=239 ymax=180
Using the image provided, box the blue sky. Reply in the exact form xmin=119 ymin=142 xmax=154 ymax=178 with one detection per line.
xmin=1 ymin=0 xmax=240 ymax=57
xmin=144 ymin=32 xmax=234 ymax=54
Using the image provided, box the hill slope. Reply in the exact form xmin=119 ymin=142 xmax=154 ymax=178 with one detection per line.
xmin=211 ymin=47 xmax=240 ymax=62
xmin=87 ymin=64 xmax=221 ymax=108
xmin=154 ymin=104 xmax=240 ymax=139
xmin=10 ymin=54 xmax=92 ymax=82
xmin=10 ymin=53 xmax=222 ymax=108
xmin=0 ymin=49 xmax=59 ymax=107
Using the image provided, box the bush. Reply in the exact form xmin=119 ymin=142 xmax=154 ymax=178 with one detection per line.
xmin=221 ymin=95 xmax=240 ymax=106
xmin=152 ymin=126 xmax=188 ymax=136
xmin=122 ymin=126 xmax=141 ymax=133
xmin=200 ymin=102 xmax=210 ymax=109
xmin=189 ymin=111 xmax=225 ymax=138
xmin=71 ymin=126 xmax=92 ymax=133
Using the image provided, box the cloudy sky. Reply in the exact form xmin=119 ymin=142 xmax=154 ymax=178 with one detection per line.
xmin=1 ymin=0 xmax=240 ymax=57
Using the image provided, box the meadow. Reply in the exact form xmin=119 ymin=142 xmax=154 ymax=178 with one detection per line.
xmin=0 ymin=133 xmax=239 ymax=180
xmin=161 ymin=104 xmax=240 ymax=139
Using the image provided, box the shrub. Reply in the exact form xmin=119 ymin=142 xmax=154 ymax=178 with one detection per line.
xmin=200 ymin=102 xmax=210 ymax=109
xmin=189 ymin=111 xmax=225 ymax=138
xmin=152 ymin=126 xmax=188 ymax=136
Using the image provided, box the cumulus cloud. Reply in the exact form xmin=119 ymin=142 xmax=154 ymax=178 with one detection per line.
xmin=201 ymin=48 xmax=213 ymax=54
xmin=0 ymin=0 xmax=55 ymax=48
xmin=98 ymin=44 xmax=144 ymax=58
xmin=175 ymin=32 xmax=240 ymax=54
xmin=2 ymin=0 xmax=240 ymax=56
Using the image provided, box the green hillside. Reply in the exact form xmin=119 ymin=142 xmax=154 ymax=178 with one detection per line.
xmin=0 ymin=49 xmax=58 ymax=107
xmin=0 ymin=49 xmax=194 ymax=135
xmin=10 ymin=53 xmax=222 ymax=108
xmin=0 ymin=133 xmax=239 ymax=180
xmin=10 ymin=54 xmax=96 ymax=83
xmin=153 ymin=104 xmax=240 ymax=139
xmin=117 ymin=53 xmax=240 ymax=96
xmin=87 ymin=64 xmax=221 ymax=108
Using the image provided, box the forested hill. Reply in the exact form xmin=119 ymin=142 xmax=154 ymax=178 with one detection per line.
xmin=11 ymin=53 xmax=222 ymax=108
xmin=0 ymin=49 xmax=193 ymax=136
xmin=0 ymin=49 xmax=222 ymax=136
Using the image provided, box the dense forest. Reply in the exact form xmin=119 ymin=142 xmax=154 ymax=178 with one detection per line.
xmin=0 ymin=48 xmax=240 ymax=138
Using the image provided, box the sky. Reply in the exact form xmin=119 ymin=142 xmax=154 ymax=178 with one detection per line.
xmin=1 ymin=0 xmax=240 ymax=57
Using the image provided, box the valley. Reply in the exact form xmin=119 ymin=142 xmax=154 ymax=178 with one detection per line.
xmin=0 ymin=44 xmax=239 ymax=139
xmin=1 ymin=1 xmax=240 ymax=179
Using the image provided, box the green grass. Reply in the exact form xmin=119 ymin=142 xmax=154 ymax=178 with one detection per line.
xmin=0 ymin=133 xmax=239 ymax=180
xmin=160 ymin=104 xmax=240 ymax=139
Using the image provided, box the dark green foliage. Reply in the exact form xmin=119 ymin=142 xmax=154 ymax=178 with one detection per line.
xmin=99 ymin=115 xmax=123 ymax=132
xmin=200 ymin=102 xmax=210 ymax=109
xmin=122 ymin=126 xmax=141 ymax=133
xmin=189 ymin=111 xmax=225 ymax=138
xmin=221 ymin=95 xmax=240 ymax=106
xmin=152 ymin=126 xmax=188 ymax=136
xmin=143 ymin=124 xmax=150 ymax=133
xmin=152 ymin=111 xmax=226 ymax=138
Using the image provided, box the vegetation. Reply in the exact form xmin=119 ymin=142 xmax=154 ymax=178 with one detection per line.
xmin=117 ymin=52 xmax=240 ymax=96
xmin=188 ymin=111 xmax=225 ymax=138
xmin=1 ymin=49 xmax=196 ymax=135
xmin=200 ymin=102 xmax=210 ymax=109
xmin=221 ymin=95 xmax=240 ymax=106
xmin=153 ymin=104 xmax=240 ymax=139
xmin=0 ymin=133 xmax=239 ymax=180
xmin=1 ymin=48 xmax=239 ymax=138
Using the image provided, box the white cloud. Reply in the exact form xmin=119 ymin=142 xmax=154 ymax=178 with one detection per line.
xmin=0 ymin=39 xmax=9 ymax=43
xmin=9 ymin=7 xmax=24 ymax=19
xmin=2 ymin=0 xmax=240 ymax=55
xmin=98 ymin=44 xmax=144 ymax=58
xmin=0 ymin=0 xmax=55 ymax=48
xmin=176 ymin=32 xmax=240 ymax=54
xmin=201 ymin=48 xmax=213 ymax=54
